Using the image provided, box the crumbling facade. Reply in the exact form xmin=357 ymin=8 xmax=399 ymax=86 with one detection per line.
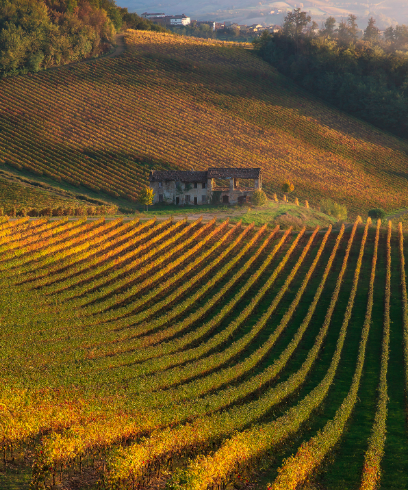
xmin=149 ymin=168 xmax=262 ymax=205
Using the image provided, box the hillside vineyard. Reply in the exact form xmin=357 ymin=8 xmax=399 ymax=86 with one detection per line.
xmin=1 ymin=31 xmax=408 ymax=215
xmin=1 ymin=216 xmax=408 ymax=489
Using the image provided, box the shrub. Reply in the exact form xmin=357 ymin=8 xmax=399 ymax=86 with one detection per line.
xmin=52 ymin=207 xmax=64 ymax=216
xmin=251 ymin=189 xmax=267 ymax=206
xmin=368 ymin=208 xmax=385 ymax=220
xmin=39 ymin=208 xmax=52 ymax=217
xmin=275 ymin=212 xmax=304 ymax=230
xmin=17 ymin=208 xmax=27 ymax=217
xmin=28 ymin=209 xmax=39 ymax=217
xmin=320 ymin=199 xmax=347 ymax=220
xmin=281 ymin=181 xmax=295 ymax=193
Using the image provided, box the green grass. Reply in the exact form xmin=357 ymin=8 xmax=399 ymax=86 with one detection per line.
xmin=135 ymin=201 xmax=337 ymax=230
xmin=229 ymin=202 xmax=337 ymax=228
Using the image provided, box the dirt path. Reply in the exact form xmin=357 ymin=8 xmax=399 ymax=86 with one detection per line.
xmin=106 ymin=34 xmax=126 ymax=58
xmin=385 ymin=209 xmax=408 ymax=221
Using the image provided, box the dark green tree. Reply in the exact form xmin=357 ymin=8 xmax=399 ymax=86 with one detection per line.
xmin=283 ymin=8 xmax=311 ymax=51
xmin=364 ymin=17 xmax=380 ymax=43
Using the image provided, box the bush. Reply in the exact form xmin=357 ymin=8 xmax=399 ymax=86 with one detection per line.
xmin=28 ymin=209 xmax=39 ymax=217
xmin=52 ymin=207 xmax=64 ymax=216
xmin=39 ymin=207 xmax=52 ymax=217
xmin=251 ymin=189 xmax=267 ymax=206
xmin=320 ymin=199 xmax=347 ymax=220
xmin=368 ymin=208 xmax=385 ymax=220
xmin=281 ymin=181 xmax=294 ymax=193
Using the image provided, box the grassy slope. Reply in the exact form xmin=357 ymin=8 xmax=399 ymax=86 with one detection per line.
xmin=0 ymin=175 xmax=83 ymax=212
xmin=0 ymin=31 xmax=408 ymax=217
xmin=134 ymin=201 xmax=337 ymax=229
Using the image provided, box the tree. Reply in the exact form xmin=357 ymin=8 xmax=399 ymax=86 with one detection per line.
xmin=384 ymin=26 xmax=395 ymax=42
xmin=348 ymin=14 xmax=359 ymax=42
xmin=138 ymin=186 xmax=155 ymax=211
xmin=281 ymin=181 xmax=294 ymax=193
xmin=337 ymin=14 xmax=359 ymax=44
xmin=283 ymin=8 xmax=311 ymax=51
xmin=364 ymin=17 xmax=380 ymax=43
xmin=322 ymin=16 xmax=336 ymax=37
xmin=368 ymin=208 xmax=385 ymax=219
xmin=251 ymin=189 xmax=267 ymax=206
xmin=337 ymin=19 xmax=350 ymax=43
xmin=320 ymin=199 xmax=347 ymax=220
xmin=306 ymin=20 xmax=319 ymax=38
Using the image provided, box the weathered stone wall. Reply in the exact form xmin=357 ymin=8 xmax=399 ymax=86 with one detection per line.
xmin=150 ymin=172 xmax=261 ymax=206
xmin=152 ymin=181 xmax=208 ymax=205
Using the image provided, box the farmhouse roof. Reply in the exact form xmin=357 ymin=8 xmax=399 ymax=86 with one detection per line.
xmin=207 ymin=168 xmax=261 ymax=179
xmin=149 ymin=170 xmax=207 ymax=183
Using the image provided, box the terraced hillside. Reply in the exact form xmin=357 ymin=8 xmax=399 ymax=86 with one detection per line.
xmin=1 ymin=31 xmax=408 ymax=216
xmin=1 ymin=216 xmax=407 ymax=489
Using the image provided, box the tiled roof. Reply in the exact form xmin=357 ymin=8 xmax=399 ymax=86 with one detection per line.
xmin=149 ymin=170 xmax=208 ymax=183
xmin=149 ymin=168 xmax=261 ymax=183
xmin=207 ymin=168 xmax=261 ymax=179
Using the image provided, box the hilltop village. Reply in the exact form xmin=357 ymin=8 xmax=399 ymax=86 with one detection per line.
xmin=141 ymin=11 xmax=281 ymax=35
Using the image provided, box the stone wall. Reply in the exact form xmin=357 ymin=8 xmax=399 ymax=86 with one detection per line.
xmin=151 ymin=180 xmax=209 ymax=205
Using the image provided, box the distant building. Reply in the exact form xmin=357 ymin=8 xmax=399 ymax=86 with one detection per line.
xmin=143 ymin=13 xmax=191 ymax=27
xmin=149 ymin=168 xmax=262 ymax=205
xmin=169 ymin=14 xmax=191 ymax=26
xmin=141 ymin=12 xmax=165 ymax=18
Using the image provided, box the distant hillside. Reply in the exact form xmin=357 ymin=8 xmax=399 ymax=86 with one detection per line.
xmin=1 ymin=30 xmax=408 ymax=216
xmin=117 ymin=0 xmax=408 ymax=27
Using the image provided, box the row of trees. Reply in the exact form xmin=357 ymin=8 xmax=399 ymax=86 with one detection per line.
xmin=255 ymin=10 xmax=408 ymax=138
xmin=169 ymin=23 xmax=255 ymax=42
xmin=0 ymin=0 xmax=166 ymax=77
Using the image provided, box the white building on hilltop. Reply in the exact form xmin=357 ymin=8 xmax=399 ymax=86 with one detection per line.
xmin=169 ymin=14 xmax=191 ymax=26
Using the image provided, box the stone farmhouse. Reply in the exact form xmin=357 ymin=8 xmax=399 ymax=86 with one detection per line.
xmin=149 ymin=168 xmax=262 ymax=205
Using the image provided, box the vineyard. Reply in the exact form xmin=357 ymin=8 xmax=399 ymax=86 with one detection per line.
xmin=1 ymin=31 xmax=408 ymax=215
xmin=1 ymin=215 xmax=408 ymax=489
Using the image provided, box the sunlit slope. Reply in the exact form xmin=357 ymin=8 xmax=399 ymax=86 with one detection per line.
xmin=1 ymin=30 xmax=408 ymax=214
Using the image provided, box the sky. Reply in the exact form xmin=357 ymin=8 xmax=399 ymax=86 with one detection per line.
xmin=118 ymin=0 xmax=408 ymax=28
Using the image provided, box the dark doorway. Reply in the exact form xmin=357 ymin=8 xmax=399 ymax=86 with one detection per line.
xmin=238 ymin=195 xmax=248 ymax=205
xmin=176 ymin=197 xmax=180 ymax=205
xmin=194 ymin=197 xmax=197 ymax=205
xmin=222 ymin=195 xmax=229 ymax=204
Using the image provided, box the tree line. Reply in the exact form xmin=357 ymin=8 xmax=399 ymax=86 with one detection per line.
xmin=254 ymin=10 xmax=408 ymax=139
xmin=0 ymin=0 xmax=167 ymax=77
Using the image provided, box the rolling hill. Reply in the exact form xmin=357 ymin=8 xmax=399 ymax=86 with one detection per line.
xmin=1 ymin=30 xmax=408 ymax=217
